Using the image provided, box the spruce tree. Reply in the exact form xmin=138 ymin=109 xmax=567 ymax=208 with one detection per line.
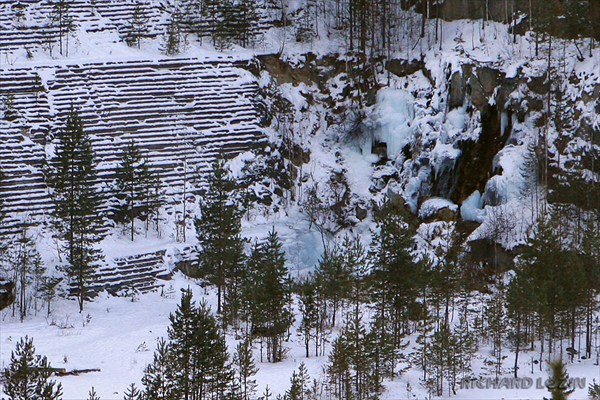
xmin=195 ymin=158 xmax=245 ymax=321
xmin=123 ymin=383 xmax=143 ymax=400
xmin=47 ymin=107 xmax=103 ymax=312
xmin=3 ymin=336 xmax=63 ymax=400
xmin=167 ymin=290 xmax=196 ymax=399
xmin=244 ymin=229 xmax=292 ymax=362
xmin=87 ymin=387 xmax=100 ymax=400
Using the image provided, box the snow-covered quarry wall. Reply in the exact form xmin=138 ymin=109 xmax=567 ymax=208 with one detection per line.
xmin=0 ymin=57 xmax=265 ymax=234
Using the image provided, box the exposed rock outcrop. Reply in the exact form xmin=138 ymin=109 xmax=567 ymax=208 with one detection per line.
xmin=0 ymin=280 xmax=15 ymax=311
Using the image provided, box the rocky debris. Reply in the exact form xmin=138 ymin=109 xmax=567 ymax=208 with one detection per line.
xmin=418 ymin=197 xmax=458 ymax=222
xmin=0 ymin=280 xmax=15 ymax=311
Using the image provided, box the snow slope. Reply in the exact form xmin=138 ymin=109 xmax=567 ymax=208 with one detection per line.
xmin=0 ymin=2 xmax=599 ymax=399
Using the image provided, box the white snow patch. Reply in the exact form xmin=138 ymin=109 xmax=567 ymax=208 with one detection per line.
xmin=419 ymin=197 xmax=458 ymax=220
xmin=431 ymin=142 xmax=461 ymax=177
xmin=374 ymin=89 xmax=415 ymax=160
xmin=460 ymin=190 xmax=484 ymax=222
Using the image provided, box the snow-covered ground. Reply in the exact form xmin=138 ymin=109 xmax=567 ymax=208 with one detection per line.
xmin=3 ymin=273 xmax=600 ymax=400
xmin=1 ymin=2 xmax=599 ymax=399
xmin=0 ymin=274 xmax=330 ymax=400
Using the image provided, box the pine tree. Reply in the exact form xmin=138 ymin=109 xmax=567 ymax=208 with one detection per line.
xmin=425 ymin=325 xmax=455 ymax=397
xmin=204 ymin=0 xmax=231 ymax=49
xmin=545 ymin=359 xmax=574 ymax=400
xmin=123 ymin=383 xmax=143 ymax=400
xmin=424 ymin=321 xmax=475 ymax=397
xmin=1 ymin=94 xmax=18 ymax=122
xmin=233 ymin=337 xmax=258 ymax=400
xmin=167 ymin=290 xmax=196 ymax=399
xmin=342 ymin=234 xmax=368 ymax=324
xmin=453 ymin=299 xmax=476 ymax=389
xmin=8 ymin=229 xmax=43 ymax=322
xmin=579 ymin=220 xmax=600 ymax=358
xmin=486 ymin=283 xmax=508 ymax=379
xmin=516 ymin=214 xmax=586 ymax=354
xmin=368 ymin=311 xmax=402 ymax=383
xmin=46 ymin=107 xmax=103 ymax=313
xmin=162 ymin=8 xmax=184 ymax=56
xmin=38 ymin=276 xmax=61 ymax=317
xmin=126 ymin=3 xmax=149 ymax=48
xmin=87 ymin=387 xmax=100 ymax=400
xmin=228 ymin=376 xmax=243 ymax=400
xmin=428 ymin=225 xmax=464 ymax=329
xmin=142 ymin=338 xmax=178 ymax=400
xmin=369 ymin=203 xmax=421 ymax=344
xmin=285 ymin=363 xmax=310 ymax=400
xmin=195 ymin=158 xmax=245 ymax=322
xmin=414 ymin=307 xmax=435 ymax=393
xmin=298 ymin=277 xmax=319 ymax=357
xmin=48 ymin=0 xmax=75 ymax=56
xmin=507 ymin=266 xmax=533 ymax=377
xmin=314 ymin=245 xmax=349 ymax=327
xmin=326 ymin=313 xmax=381 ymax=400
xmin=0 ymin=168 xmax=5 ymax=227
xmin=167 ymin=291 xmax=231 ymax=400
xmin=3 ymin=336 xmax=63 ymax=400
xmin=228 ymin=0 xmax=260 ymax=47
xmin=181 ymin=0 xmax=204 ymax=43
xmin=244 ymin=229 xmax=292 ymax=362
xmin=588 ymin=380 xmax=600 ymax=400
xmin=325 ymin=333 xmax=352 ymax=399
xmin=114 ymin=140 xmax=160 ymax=241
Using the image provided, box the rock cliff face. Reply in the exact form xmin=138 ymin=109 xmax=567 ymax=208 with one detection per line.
xmin=384 ymin=55 xmax=597 ymax=212
xmin=258 ymin=23 xmax=598 ymax=265
xmin=0 ymin=281 xmax=15 ymax=311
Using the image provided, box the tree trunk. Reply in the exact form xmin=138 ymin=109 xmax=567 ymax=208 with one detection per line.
xmin=514 ymin=313 xmax=521 ymax=377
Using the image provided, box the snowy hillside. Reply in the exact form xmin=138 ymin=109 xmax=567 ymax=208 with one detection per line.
xmin=0 ymin=0 xmax=599 ymax=399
